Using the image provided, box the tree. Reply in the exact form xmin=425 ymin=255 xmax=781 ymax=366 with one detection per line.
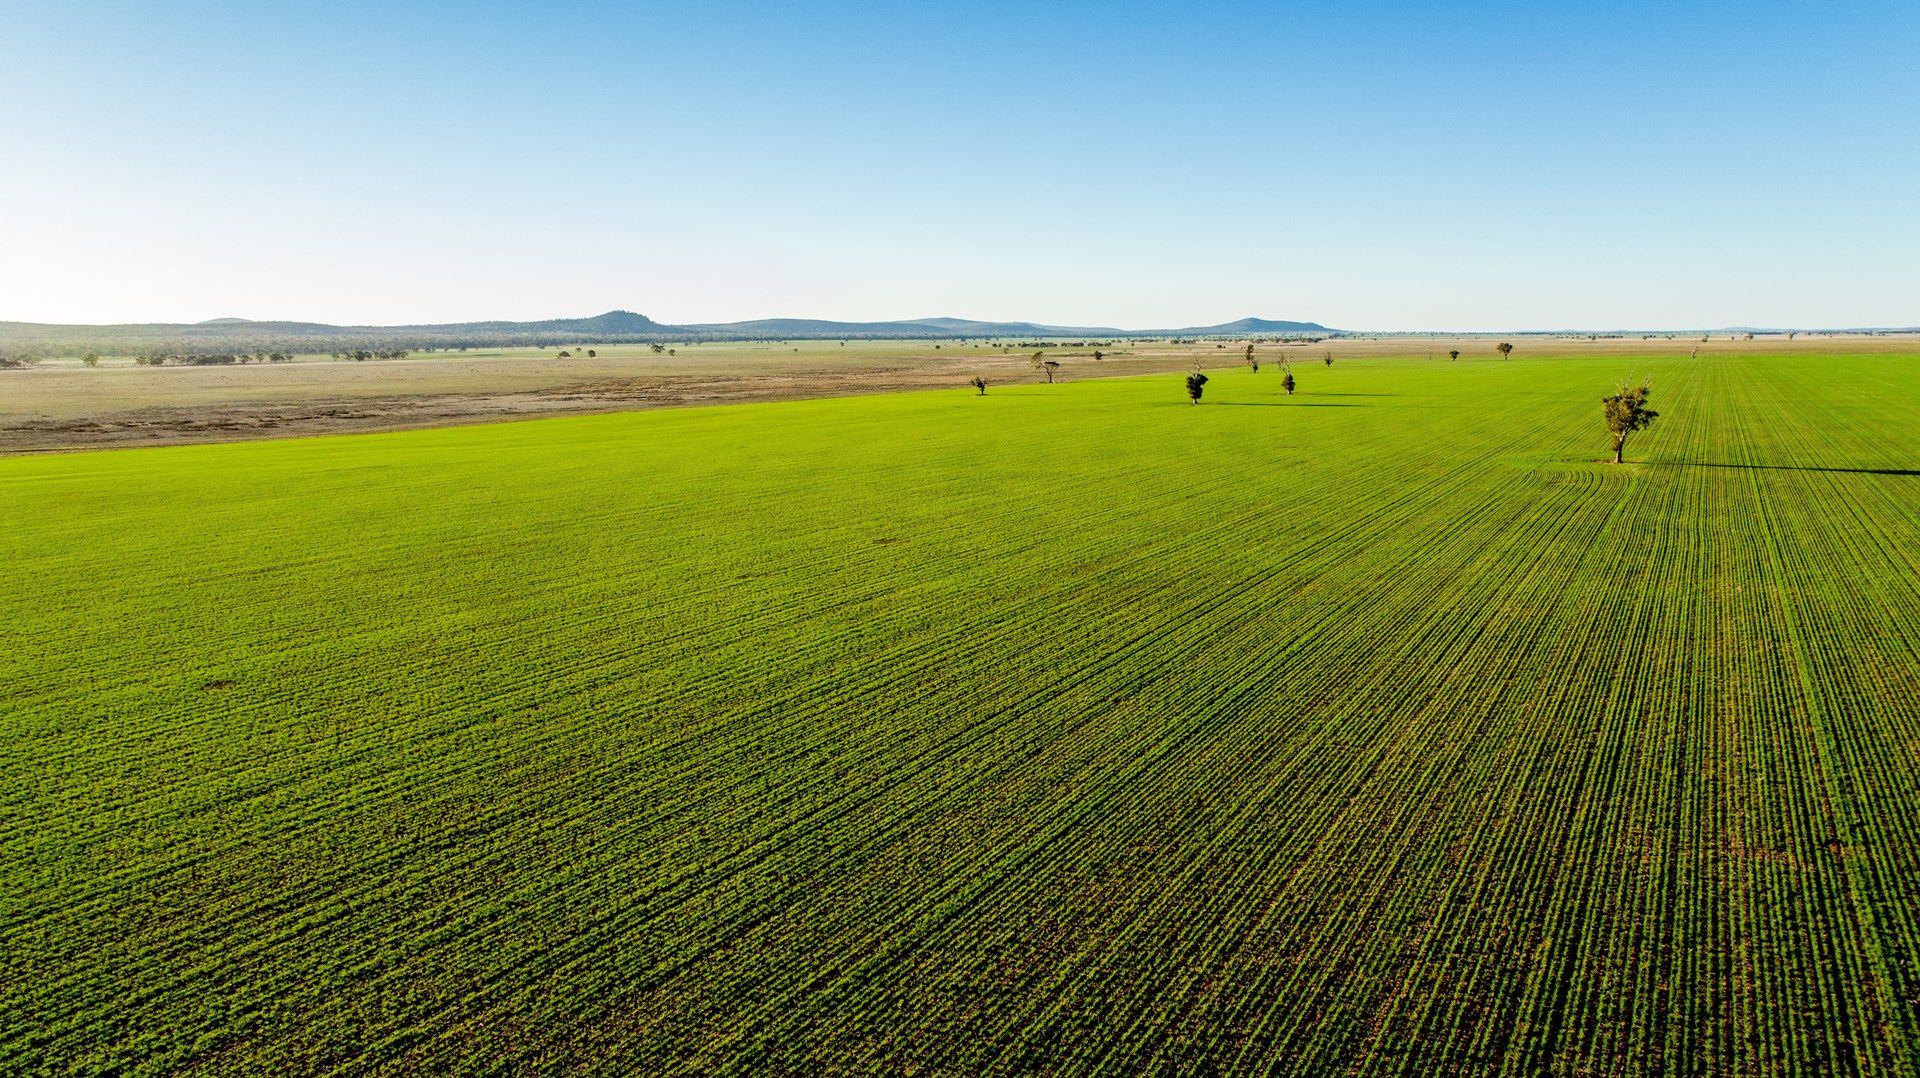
xmin=1601 ymin=382 xmax=1659 ymax=464
xmin=81 ymin=352 xmax=100 ymax=368
xmin=1449 ymin=349 xmax=1460 ymax=362
xmin=970 ymin=375 xmax=988 ymax=395
xmin=1185 ymin=371 xmax=1209 ymax=404
xmin=1092 ymin=349 xmax=1104 ymax=362
xmin=1245 ymin=342 xmax=1257 ymax=371
xmin=557 ymin=350 xmax=573 ymax=358
xmin=1323 ymin=351 xmax=1334 ymax=367
xmin=1030 ymin=351 xmax=1044 ymax=370
xmin=1496 ymin=342 xmax=1514 ymax=360
xmin=587 ymin=349 xmax=597 ymax=358
xmin=1282 ymin=367 xmax=1296 ymax=395
xmin=1042 ymin=360 xmax=1060 ymax=383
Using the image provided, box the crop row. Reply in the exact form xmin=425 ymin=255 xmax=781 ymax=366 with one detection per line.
xmin=2 ymin=353 xmax=1916 ymax=1074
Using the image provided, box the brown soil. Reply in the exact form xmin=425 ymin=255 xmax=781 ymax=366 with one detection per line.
xmin=0 ymin=348 xmax=1194 ymax=453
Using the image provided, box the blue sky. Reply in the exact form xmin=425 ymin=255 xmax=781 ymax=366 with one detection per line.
xmin=3 ymin=1 xmax=1915 ymax=329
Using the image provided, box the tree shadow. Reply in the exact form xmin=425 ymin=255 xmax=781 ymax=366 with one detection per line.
xmin=1214 ymin=402 xmax=1366 ymax=408
xmin=1667 ymin=461 xmax=1919 ymax=477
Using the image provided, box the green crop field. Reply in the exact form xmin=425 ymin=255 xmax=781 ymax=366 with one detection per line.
xmin=4 ymin=351 xmax=1919 ymax=1075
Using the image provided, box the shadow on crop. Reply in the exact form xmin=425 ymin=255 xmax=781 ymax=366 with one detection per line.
xmin=1667 ymin=461 xmax=1919 ymax=477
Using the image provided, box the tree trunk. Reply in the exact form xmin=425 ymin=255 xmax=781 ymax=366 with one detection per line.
xmin=1613 ymin=435 xmax=1626 ymax=464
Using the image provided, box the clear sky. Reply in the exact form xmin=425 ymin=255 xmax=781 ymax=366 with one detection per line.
xmin=3 ymin=1 xmax=1915 ymax=330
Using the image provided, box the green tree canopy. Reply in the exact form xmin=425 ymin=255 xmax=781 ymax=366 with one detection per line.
xmin=1601 ymin=382 xmax=1659 ymax=464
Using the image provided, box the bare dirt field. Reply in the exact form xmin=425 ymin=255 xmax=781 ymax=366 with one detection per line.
xmin=2 ymin=334 xmax=1911 ymax=454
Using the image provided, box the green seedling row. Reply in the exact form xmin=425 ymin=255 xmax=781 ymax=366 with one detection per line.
xmin=3 ymin=352 xmax=1917 ymax=1075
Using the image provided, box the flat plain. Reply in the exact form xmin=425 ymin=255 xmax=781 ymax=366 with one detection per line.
xmin=4 ymin=347 xmax=1918 ymax=1074
xmin=5 ymin=334 xmax=1910 ymax=454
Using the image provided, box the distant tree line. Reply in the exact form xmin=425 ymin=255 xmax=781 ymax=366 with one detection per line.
xmin=134 ymin=351 xmax=299 ymax=366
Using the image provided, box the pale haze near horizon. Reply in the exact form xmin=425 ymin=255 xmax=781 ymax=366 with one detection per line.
xmin=2 ymin=1 xmax=1915 ymax=332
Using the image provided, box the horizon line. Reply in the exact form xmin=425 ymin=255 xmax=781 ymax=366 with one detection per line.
xmin=4 ymin=309 xmax=1918 ymax=337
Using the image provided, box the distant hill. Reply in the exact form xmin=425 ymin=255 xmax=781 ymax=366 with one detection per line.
xmin=673 ymin=315 xmax=1331 ymax=339
xmin=1165 ymin=317 xmax=1331 ymax=335
xmin=681 ymin=318 xmax=983 ymax=337
xmin=386 ymin=310 xmax=668 ymax=335
xmin=902 ymin=317 xmax=1131 ymax=336
xmin=0 ymin=310 xmax=1334 ymax=355
xmin=896 ymin=316 xmax=1335 ymax=337
xmin=8 ymin=312 xmax=1914 ymax=358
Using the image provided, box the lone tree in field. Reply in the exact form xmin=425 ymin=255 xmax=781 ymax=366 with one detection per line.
xmin=1030 ymin=352 xmax=1045 ymax=370
xmin=1092 ymin=349 xmax=1104 ymax=362
xmin=1185 ymin=371 xmax=1209 ymax=404
xmin=1042 ymin=360 xmax=1060 ymax=383
xmin=1497 ymin=342 xmax=1514 ymax=360
xmin=1245 ymin=343 xmax=1258 ymax=371
xmin=1323 ymin=351 xmax=1334 ymax=367
xmin=1449 ymin=349 xmax=1460 ymax=362
xmin=1601 ymin=382 xmax=1659 ymax=464
xmin=969 ymin=375 xmax=988 ymax=395
xmin=1282 ymin=366 xmax=1297 ymax=395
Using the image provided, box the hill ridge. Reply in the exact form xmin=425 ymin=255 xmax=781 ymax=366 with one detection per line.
xmin=0 ymin=310 xmax=1335 ymax=350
